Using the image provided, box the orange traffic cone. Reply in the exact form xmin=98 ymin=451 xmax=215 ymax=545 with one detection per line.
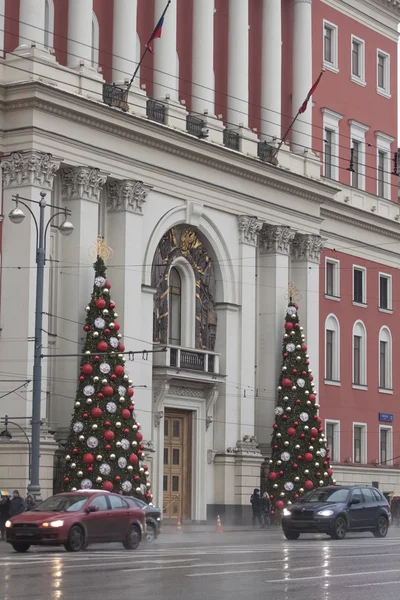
xmin=216 ymin=515 xmax=223 ymax=533
xmin=177 ymin=517 xmax=183 ymax=534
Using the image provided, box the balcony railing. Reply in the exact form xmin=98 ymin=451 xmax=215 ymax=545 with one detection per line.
xmin=258 ymin=141 xmax=275 ymax=162
xmin=154 ymin=345 xmax=220 ymax=375
xmin=146 ymin=99 xmax=166 ymax=124
xmin=223 ymin=129 xmax=240 ymax=151
xmin=102 ymin=83 xmax=129 ymax=112
xmin=186 ymin=114 xmax=206 ymax=137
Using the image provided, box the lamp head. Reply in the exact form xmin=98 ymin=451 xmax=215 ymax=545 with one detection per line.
xmin=8 ymin=207 xmax=25 ymax=225
xmin=59 ymin=219 xmax=74 ymax=236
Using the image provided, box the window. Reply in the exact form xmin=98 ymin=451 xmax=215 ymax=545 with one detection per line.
xmin=44 ymin=0 xmax=54 ymax=50
xmin=362 ymin=488 xmax=375 ymax=503
xmin=353 ymin=424 xmax=366 ymax=463
xmin=378 ymin=327 xmax=392 ymax=391
xmin=92 ymin=11 xmax=100 ymax=69
xmin=353 ymin=266 xmax=366 ymax=304
xmin=349 ymin=121 xmax=369 ymax=191
xmin=325 ymin=420 xmax=340 ymax=462
xmin=352 ymin=321 xmax=367 ymax=387
xmin=168 ymin=268 xmax=182 ymax=345
xmin=324 ymin=129 xmax=333 ymax=179
xmin=89 ymin=495 xmax=108 ymax=511
xmin=377 ymin=150 xmax=386 ymax=198
xmin=376 ymin=132 xmax=394 ymax=201
xmin=351 ymin=36 xmax=365 ymax=84
xmin=322 ymin=108 xmax=342 ymax=181
xmin=379 ymin=426 xmax=392 ymax=465
xmin=325 ymin=258 xmax=340 ymax=298
xmin=325 ymin=314 xmax=340 ymax=383
xmin=379 ymin=273 xmax=392 ymax=311
xmin=323 ymin=21 xmax=338 ymax=71
xmin=351 ymin=140 xmax=360 ymax=189
xmin=109 ymin=495 xmax=128 ymax=510
xmin=377 ymin=50 xmax=390 ymax=96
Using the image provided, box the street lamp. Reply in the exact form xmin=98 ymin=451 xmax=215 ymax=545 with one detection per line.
xmin=8 ymin=191 xmax=74 ymax=500
xmin=0 ymin=415 xmax=32 ymax=480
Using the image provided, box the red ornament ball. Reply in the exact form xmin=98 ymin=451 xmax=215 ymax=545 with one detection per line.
xmin=83 ymin=413 xmax=89 ymax=420
xmin=309 ymin=374 xmax=314 ymax=382
xmin=115 ymin=476 xmax=121 ymax=482
xmin=283 ymin=352 xmax=288 ymax=358
xmin=84 ymin=325 xmax=90 ymax=332
xmin=91 ymin=407 xmax=103 ymax=418
xmin=134 ymin=476 xmax=140 ymax=482
xmin=121 ymin=409 xmax=131 ymax=420
xmin=82 ymin=364 xmax=93 ymax=375
xmin=282 ymin=415 xmax=288 ymax=421
xmin=97 ymin=341 xmax=108 ymax=352
xmin=310 ymin=427 xmax=318 ymax=437
xmin=301 ymin=343 xmax=307 ymax=351
xmin=114 ymin=365 xmax=124 ymax=376
xmin=118 ymin=343 xmax=125 ymax=352
xmin=304 ymin=480 xmax=314 ymax=490
xmin=311 ymin=437 xmax=316 ymax=443
xmin=97 ymin=393 xmax=104 ymax=399
xmin=103 ymin=481 xmax=113 ymax=492
xmin=294 ymin=421 xmax=299 ymax=427
xmin=316 ymin=472 xmax=321 ymax=477
xmin=327 ymin=468 xmax=333 ymax=476
xmin=127 ymin=387 xmax=134 ymax=397
xmin=275 ymin=500 xmax=285 ymax=510
xmin=305 ymin=360 xmax=310 ymax=365
xmin=64 ymin=477 xmax=69 ymax=483
xmin=73 ymin=448 xmax=79 ymax=455
xmin=300 ymin=433 xmax=305 ymax=439
xmin=292 ymin=369 xmax=297 ymax=375
xmin=273 ymin=424 xmax=279 ymax=430
xmin=293 ymin=463 xmax=298 ymax=469
xmin=79 ymin=376 xmax=84 ymax=381
xmin=137 ymin=450 xmax=142 ymax=456
xmin=104 ymin=430 xmax=115 ymax=441
xmin=296 ymin=399 xmax=301 ymax=405
xmin=94 ymin=355 xmax=100 ymax=361
xmin=129 ymin=454 xmax=139 ymax=465
xmin=309 ymin=394 xmax=316 ymax=403
xmin=268 ymin=471 xmax=278 ymax=481
xmin=104 ymin=329 xmax=110 ymax=335
xmin=285 ymin=321 xmax=294 ymax=331
xmin=273 ymin=445 xmax=279 ymax=450
xmin=105 ymin=444 xmax=111 ymax=451
xmin=287 ymin=427 xmax=296 ymax=437
xmin=110 ymin=374 xmax=117 ymax=381
xmin=282 ymin=378 xmax=292 ymax=388
xmin=295 ymin=304 xmax=299 ymax=310
xmin=88 ymin=467 xmax=93 ymax=473
xmin=105 ymin=280 xmax=111 ymax=289
xmin=123 ymin=428 xmax=129 ymax=435
xmin=295 ymin=494 xmax=299 ymax=499
xmin=129 ymin=405 xmax=134 ymax=411
xmin=109 ymin=302 xmax=116 ymax=309
xmin=113 ymin=322 xmax=121 ymax=331
xmin=304 ymin=452 xmax=313 ymax=462
xmin=96 ymin=298 xmax=106 ymax=309
xmin=83 ymin=453 xmax=95 ymax=464
xmin=103 ymin=386 xmax=114 ymax=397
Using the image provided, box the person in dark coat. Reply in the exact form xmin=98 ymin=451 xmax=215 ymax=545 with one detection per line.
xmin=25 ymin=494 xmax=37 ymax=512
xmin=0 ymin=494 xmax=10 ymax=540
xmin=9 ymin=490 xmax=25 ymax=517
xmin=250 ymin=488 xmax=263 ymax=528
xmin=261 ymin=492 xmax=271 ymax=528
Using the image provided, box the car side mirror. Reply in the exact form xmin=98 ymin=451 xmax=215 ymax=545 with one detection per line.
xmin=350 ymin=498 xmax=361 ymax=505
xmin=85 ymin=505 xmax=99 ymax=514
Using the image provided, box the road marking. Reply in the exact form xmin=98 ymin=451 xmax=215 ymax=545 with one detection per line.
xmin=265 ymin=568 xmax=400 ymax=585
xmin=349 ymin=580 xmax=400 ymax=588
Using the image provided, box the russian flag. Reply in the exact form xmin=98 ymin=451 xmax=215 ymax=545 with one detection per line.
xmin=145 ymin=16 xmax=165 ymax=53
xmin=298 ymin=71 xmax=324 ymax=114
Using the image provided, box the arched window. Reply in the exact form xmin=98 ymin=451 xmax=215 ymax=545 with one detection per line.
xmin=168 ymin=268 xmax=182 ymax=346
xmin=325 ymin=314 xmax=340 ymax=382
xmin=379 ymin=326 xmax=392 ymax=390
xmin=352 ymin=320 xmax=367 ymax=386
xmin=91 ymin=12 xmax=100 ymax=69
xmin=44 ymin=0 xmax=54 ymax=50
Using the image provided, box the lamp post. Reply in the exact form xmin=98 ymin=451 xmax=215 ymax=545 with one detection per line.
xmin=0 ymin=415 xmax=32 ymax=480
xmin=8 ymin=191 xmax=74 ymax=501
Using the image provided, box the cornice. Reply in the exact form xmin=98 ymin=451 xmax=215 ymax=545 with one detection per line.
xmin=321 ymin=207 xmax=400 ymax=241
xmin=0 ymin=85 xmax=338 ymax=206
xmin=320 ymin=0 xmax=400 ymax=40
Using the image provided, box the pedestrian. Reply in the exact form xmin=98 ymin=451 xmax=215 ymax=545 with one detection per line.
xmin=261 ymin=492 xmax=271 ymax=528
xmin=9 ymin=490 xmax=25 ymax=517
xmin=25 ymin=494 xmax=36 ymax=512
xmin=0 ymin=494 xmax=10 ymax=540
xmin=250 ymin=488 xmax=263 ymax=528
xmin=391 ymin=497 xmax=400 ymax=527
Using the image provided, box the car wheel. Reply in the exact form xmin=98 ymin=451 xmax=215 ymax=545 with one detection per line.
xmin=64 ymin=525 xmax=85 ymax=552
xmin=373 ymin=515 xmax=388 ymax=538
xmin=283 ymin=529 xmax=300 ymax=540
xmin=331 ymin=516 xmax=347 ymax=540
xmin=145 ymin=523 xmax=157 ymax=542
xmin=11 ymin=543 xmax=30 ymax=553
xmin=123 ymin=525 xmax=141 ymax=550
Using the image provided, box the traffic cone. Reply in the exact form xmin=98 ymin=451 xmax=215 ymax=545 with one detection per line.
xmin=216 ymin=515 xmax=223 ymax=533
xmin=177 ymin=517 xmax=183 ymax=534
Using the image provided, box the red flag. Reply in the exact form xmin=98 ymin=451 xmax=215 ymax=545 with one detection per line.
xmin=298 ymin=71 xmax=324 ymax=114
xmin=145 ymin=16 xmax=164 ymax=53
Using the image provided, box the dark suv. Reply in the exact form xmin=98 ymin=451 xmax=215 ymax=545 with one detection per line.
xmin=281 ymin=485 xmax=390 ymax=540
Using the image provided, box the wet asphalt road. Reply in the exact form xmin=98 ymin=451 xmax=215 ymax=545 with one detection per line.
xmin=1 ymin=528 xmax=400 ymax=600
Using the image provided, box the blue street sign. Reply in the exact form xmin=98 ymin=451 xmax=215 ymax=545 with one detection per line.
xmin=379 ymin=413 xmax=393 ymax=423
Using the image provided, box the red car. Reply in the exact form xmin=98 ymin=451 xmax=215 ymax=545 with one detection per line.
xmin=5 ymin=490 xmax=145 ymax=553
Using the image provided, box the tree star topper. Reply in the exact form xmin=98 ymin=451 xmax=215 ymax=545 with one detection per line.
xmin=89 ymin=236 xmax=114 ymax=262
xmin=285 ymin=281 xmax=302 ymax=303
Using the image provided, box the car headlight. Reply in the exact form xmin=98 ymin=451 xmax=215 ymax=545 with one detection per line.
xmin=283 ymin=508 xmax=291 ymax=517
xmin=5 ymin=520 xmax=12 ymax=528
xmin=156 ymin=517 xmax=161 ymax=522
xmin=316 ymin=509 xmax=334 ymax=517
xmin=41 ymin=520 xmax=64 ymax=528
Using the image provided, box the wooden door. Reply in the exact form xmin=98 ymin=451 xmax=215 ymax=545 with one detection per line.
xmin=163 ymin=409 xmax=192 ymax=521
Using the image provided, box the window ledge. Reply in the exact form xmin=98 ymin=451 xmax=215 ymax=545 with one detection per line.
xmin=377 ymin=87 xmax=391 ymax=99
xmin=351 ymin=75 xmax=366 ymax=87
xmin=379 ymin=308 xmax=393 ymax=314
xmin=379 ymin=388 xmax=393 ymax=395
xmin=352 ymin=302 xmax=367 ymax=308
xmin=325 ymin=294 xmax=341 ymax=302
xmin=352 ymin=384 xmax=368 ymax=390
xmin=324 ymin=379 xmax=341 ymax=386
xmin=323 ymin=61 xmax=339 ymax=74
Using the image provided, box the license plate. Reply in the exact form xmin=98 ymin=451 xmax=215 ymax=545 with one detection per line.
xmin=16 ymin=532 xmax=33 ymax=537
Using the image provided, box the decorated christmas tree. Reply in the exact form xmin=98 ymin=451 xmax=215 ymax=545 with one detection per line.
xmin=267 ymin=293 xmax=334 ymax=514
xmin=63 ymin=245 xmax=151 ymax=500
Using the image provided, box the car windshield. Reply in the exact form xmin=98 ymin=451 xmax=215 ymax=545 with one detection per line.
xmin=299 ymin=489 xmax=349 ymax=503
xmin=33 ymin=495 xmax=88 ymax=513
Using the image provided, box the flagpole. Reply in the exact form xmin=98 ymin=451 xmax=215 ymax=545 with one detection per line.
xmin=126 ymin=0 xmax=172 ymax=93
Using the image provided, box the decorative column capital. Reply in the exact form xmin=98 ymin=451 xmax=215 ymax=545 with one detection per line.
xmin=238 ymin=215 xmax=263 ymax=246
xmin=292 ymin=233 xmax=325 ymax=263
xmin=259 ymin=224 xmax=296 ymax=255
xmin=61 ymin=167 xmax=107 ymax=203
xmin=107 ymin=179 xmax=152 ymax=214
xmin=1 ymin=151 xmax=61 ymax=190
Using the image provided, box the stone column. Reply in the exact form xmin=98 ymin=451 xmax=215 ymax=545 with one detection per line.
xmin=192 ymin=0 xmax=215 ymax=115
xmin=113 ymin=0 xmax=138 ymax=83
xmin=0 ymin=0 xmax=4 ymax=55
xmin=18 ymin=0 xmax=46 ymax=50
xmin=228 ymin=0 xmax=249 ymax=126
xmin=292 ymin=0 xmax=312 ymax=152
xmin=0 ymin=151 xmax=61 ymax=493
xmin=51 ymin=167 xmax=107 ymax=442
xmin=153 ymin=0 xmax=178 ymax=100
xmin=256 ymin=225 xmax=295 ymax=452
xmin=68 ymin=0 xmax=94 ymax=68
xmin=261 ymin=0 xmax=281 ymax=141
xmin=291 ymin=233 xmax=324 ymax=395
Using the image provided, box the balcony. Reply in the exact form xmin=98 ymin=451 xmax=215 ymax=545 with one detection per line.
xmin=186 ymin=114 xmax=206 ymax=138
xmin=153 ymin=344 xmax=224 ymax=383
xmin=146 ymin=99 xmax=166 ymax=124
xmin=102 ymin=83 xmax=129 ymax=112
xmin=223 ymin=128 xmax=240 ymax=151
